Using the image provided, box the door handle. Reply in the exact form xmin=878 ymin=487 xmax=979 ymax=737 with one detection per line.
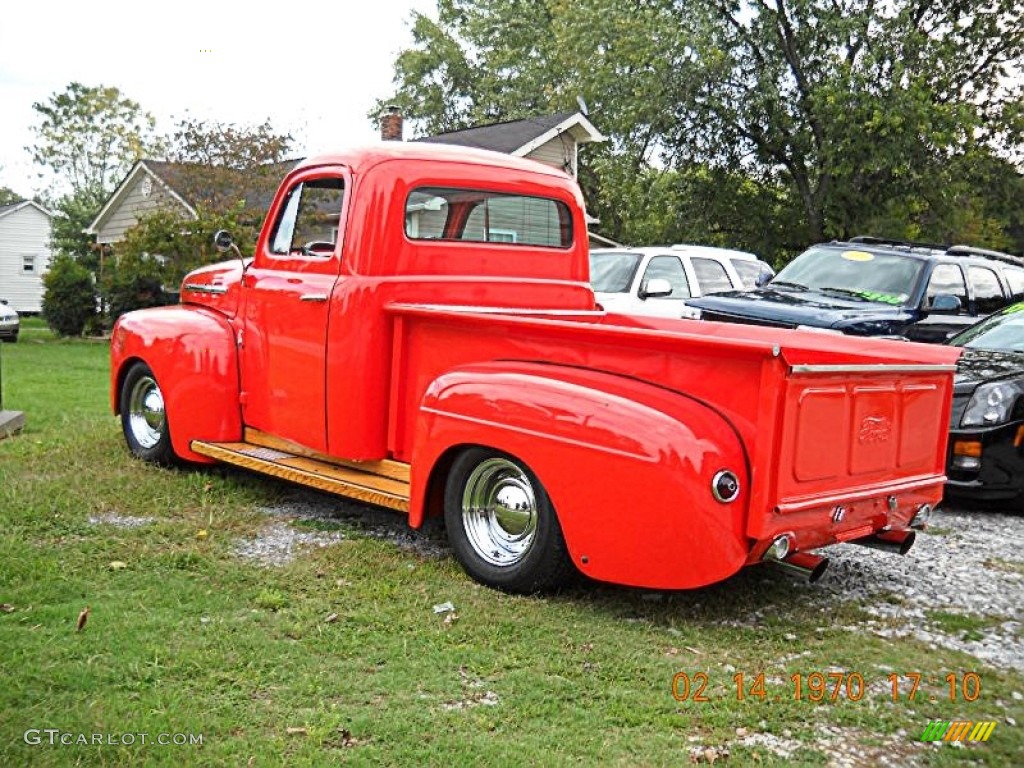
xmin=300 ymin=294 xmax=329 ymax=302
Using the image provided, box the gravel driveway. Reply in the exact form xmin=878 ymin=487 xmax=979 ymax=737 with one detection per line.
xmin=238 ymin=493 xmax=1023 ymax=669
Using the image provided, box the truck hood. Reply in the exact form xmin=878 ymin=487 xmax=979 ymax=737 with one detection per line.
xmin=180 ymin=259 xmax=249 ymax=319
xmin=687 ymin=288 xmax=912 ymax=333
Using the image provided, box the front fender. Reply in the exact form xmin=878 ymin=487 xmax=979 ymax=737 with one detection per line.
xmin=411 ymin=361 xmax=751 ymax=589
xmin=111 ymin=306 xmax=241 ymax=463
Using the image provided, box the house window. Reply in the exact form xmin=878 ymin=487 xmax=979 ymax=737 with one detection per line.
xmin=487 ymin=229 xmax=518 ymax=243
xmin=22 ymin=255 xmax=36 ymax=273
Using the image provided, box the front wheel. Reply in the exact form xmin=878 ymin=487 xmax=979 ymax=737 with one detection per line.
xmin=444 ymin=447 xmax=574 ymax=593
xmin=120 ymin=362 xmax=176 ymax=464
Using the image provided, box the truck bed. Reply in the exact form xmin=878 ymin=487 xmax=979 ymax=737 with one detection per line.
xmin=386 ymin=304 xmax=957 ymax=552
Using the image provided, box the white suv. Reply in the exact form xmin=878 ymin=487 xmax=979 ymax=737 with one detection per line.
xmin=590 ymin=244 xmax=774 ymax=319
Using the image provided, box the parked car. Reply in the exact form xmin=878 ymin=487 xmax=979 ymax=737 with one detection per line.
xmin=590 ymin=244 xmax=774 ymax=319
xmin=688 ymin=237 xmax=1024 ymax=342
xmin=945 ymin=302 xmax=1024 ymax=509
xmin=0 ymin=300 xmax=19 ymax=342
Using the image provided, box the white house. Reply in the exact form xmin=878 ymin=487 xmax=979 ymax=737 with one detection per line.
xmin=0 ymin=201 xmax=53 ymax=313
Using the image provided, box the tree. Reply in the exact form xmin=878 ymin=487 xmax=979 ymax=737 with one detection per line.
xmin=49 ymin=189 xmax=106 ymax=266
xmin=373 ymin=0 xmax=707 ymax=248
xmin=41 ymin=255 xmax=97 ymax=337
xmin=0 ymin=186 xmax=22 ymax=206
xmin=163 ymin=116 xmax=294 ymax=169
xmin=669 ymin=0 xmax=1024 ymax=243
xmin=28 ymin=82 xmax=158 ymax=198
xmin=377 ymin=0 xmax=1024 ymax=261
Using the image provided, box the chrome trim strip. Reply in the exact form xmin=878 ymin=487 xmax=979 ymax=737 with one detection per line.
xmin=184 ymin=282 xmax=228 ymax=295
xmin=300 ymin=294 xmax=329 ymax=302
xmin=387 ymin=302 xmax=607 ymax=317
xmin=789 ymin=364 xmax=956 ymax=374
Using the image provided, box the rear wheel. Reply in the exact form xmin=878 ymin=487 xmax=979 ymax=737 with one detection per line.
xmin=444 ymin=447 xmax=574 ymax=593
xmin=120 ymin=362 xmax=176 ymax=464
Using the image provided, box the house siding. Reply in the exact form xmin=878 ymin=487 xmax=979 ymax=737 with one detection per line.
xmin=0 ymin=205 xmax=53 ymax=313
xmin=95 ymin=173 xmax=187 ymax=245
xmin=525 ymin=136 xmax=575 ymax=176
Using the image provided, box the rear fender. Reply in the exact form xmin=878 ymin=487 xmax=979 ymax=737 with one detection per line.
xmin=411 ymin=361 xmax=751 ymax=589
xmin=111 ymin=306 xmax=241 ymax=463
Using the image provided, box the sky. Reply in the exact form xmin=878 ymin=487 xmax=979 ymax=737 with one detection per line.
xmin=0 ymin=0 xmax=437 ymax=197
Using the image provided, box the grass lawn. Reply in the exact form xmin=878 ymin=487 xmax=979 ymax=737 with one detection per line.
xmin=0 ymin=328 xmax=1021 ymax=766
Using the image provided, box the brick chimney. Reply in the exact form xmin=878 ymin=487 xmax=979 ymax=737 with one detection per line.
xmin=381 ymin=106 xmax=403 ymax=142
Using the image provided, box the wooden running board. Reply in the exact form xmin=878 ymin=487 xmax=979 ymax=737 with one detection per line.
xmin=191 ymin=431 xmax=410 ymax=513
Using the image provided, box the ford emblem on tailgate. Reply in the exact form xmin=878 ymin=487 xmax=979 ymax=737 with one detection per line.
xmin=858 ymin=415 xmax=892 ymax=444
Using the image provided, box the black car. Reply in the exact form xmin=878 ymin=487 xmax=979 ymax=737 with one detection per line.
xmin=945 ymin=303 xmax=1024 ymax=509
xmin=689 ymin=237 xmax=1024 ymax=342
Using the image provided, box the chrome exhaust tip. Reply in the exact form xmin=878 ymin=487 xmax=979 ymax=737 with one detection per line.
xmin=767 ymin=551 xmax=829 ymax=583
xmin=851 ymin=528 xmax=916 ymax=556
xmin=910 ymin=504 xmax=933 ymax=530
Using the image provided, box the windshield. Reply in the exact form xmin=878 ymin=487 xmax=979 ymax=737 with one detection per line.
xmin=590 ymin=250 xmax=643 ymax=293
xmin=771 ymin=246 xmax=925 ymax=305
xmin=949 ymin=304 xmax=1024 ymax=352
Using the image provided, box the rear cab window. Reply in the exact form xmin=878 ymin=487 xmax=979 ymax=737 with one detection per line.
xmin=405 ymin=187 xmax=573 ymax=248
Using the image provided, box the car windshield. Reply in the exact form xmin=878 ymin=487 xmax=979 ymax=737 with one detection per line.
xmin=949 ymin=304 xmax=1024 ymax=353
xmin=770 ymin=246 xmax=925 ymax=305
xmin=590 ymin=250 xmax=643 ymax=293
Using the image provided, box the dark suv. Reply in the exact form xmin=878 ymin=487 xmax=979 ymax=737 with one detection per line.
xmin=687 ymin=237 xmax=1024 ymax=342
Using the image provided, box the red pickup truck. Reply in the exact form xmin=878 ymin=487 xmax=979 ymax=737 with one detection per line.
xmin=110 ymin=143 xmax=959 ymax=593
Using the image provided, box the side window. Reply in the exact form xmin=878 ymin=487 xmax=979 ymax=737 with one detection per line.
xmin=690 ymin=257 xmax=733 ymax=294
xmin=269 ymin=177 xmax=345 ymax=256
xmin=967 ymin=265 xmax=1004 ymax=315
xmin=1004 ymin=266 xmax=1024 ymax=300
xmin=642 ymin=256 xmax=691 ymax=298
xmin=926 ymin=263 xmax=967 ymax=308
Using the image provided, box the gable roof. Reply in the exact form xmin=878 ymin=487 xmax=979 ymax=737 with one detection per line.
xmin=417 ymin=111 xmax=605 ymax=155
xmin=86 ymin=159 xmax=299 ymax=236
xmin=0 ymin=200 xmax=53 ymax=221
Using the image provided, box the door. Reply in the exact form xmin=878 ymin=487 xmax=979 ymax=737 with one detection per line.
xmin=635 ymin=254 xmax=696 ymax=318
xmin=906 ymin=263 xmax=973 ymax=343
xmin=240 ymin=169 xmax=348 ymax=452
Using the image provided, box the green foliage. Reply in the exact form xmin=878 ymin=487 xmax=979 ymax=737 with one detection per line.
xmin=28 ymin=82 xmax=158 ymax=198
xmin=0 ymin=186 xmax=23 ymax=206
xmin=101 ymin=252 xmax=173 ymax=320
xmin=163 ymin=116 xmax=294 ymax=169
xmin=49 ymin=188 xmax=105 ymax=264
xmin=104 ymin=203 xmax=256 ymax=320
xmin=41 ymin=255 xmax=97 ymax=337
xmin=377 ymin=0 xmax=1024 ymax=262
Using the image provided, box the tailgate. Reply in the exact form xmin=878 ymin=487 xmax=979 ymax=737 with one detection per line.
xmin=748 ymin=361 xmax=955 ymax=538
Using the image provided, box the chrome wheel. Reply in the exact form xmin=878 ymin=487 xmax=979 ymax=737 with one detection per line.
xmin=461 ymin=457 xmax=539 ymax=567
xmin=127 ymin=373 xmax=166 ymax=449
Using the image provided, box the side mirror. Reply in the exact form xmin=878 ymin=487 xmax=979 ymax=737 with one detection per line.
xmin=928 ymin=294 xmax=962 ymax=314
xmin=755 ymin=270 xmax=773 ymax=288
xmin=213 ymin=230 xmax=234 ymax=253
xmin=640 ymin=278 xmax=673 ymax=300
